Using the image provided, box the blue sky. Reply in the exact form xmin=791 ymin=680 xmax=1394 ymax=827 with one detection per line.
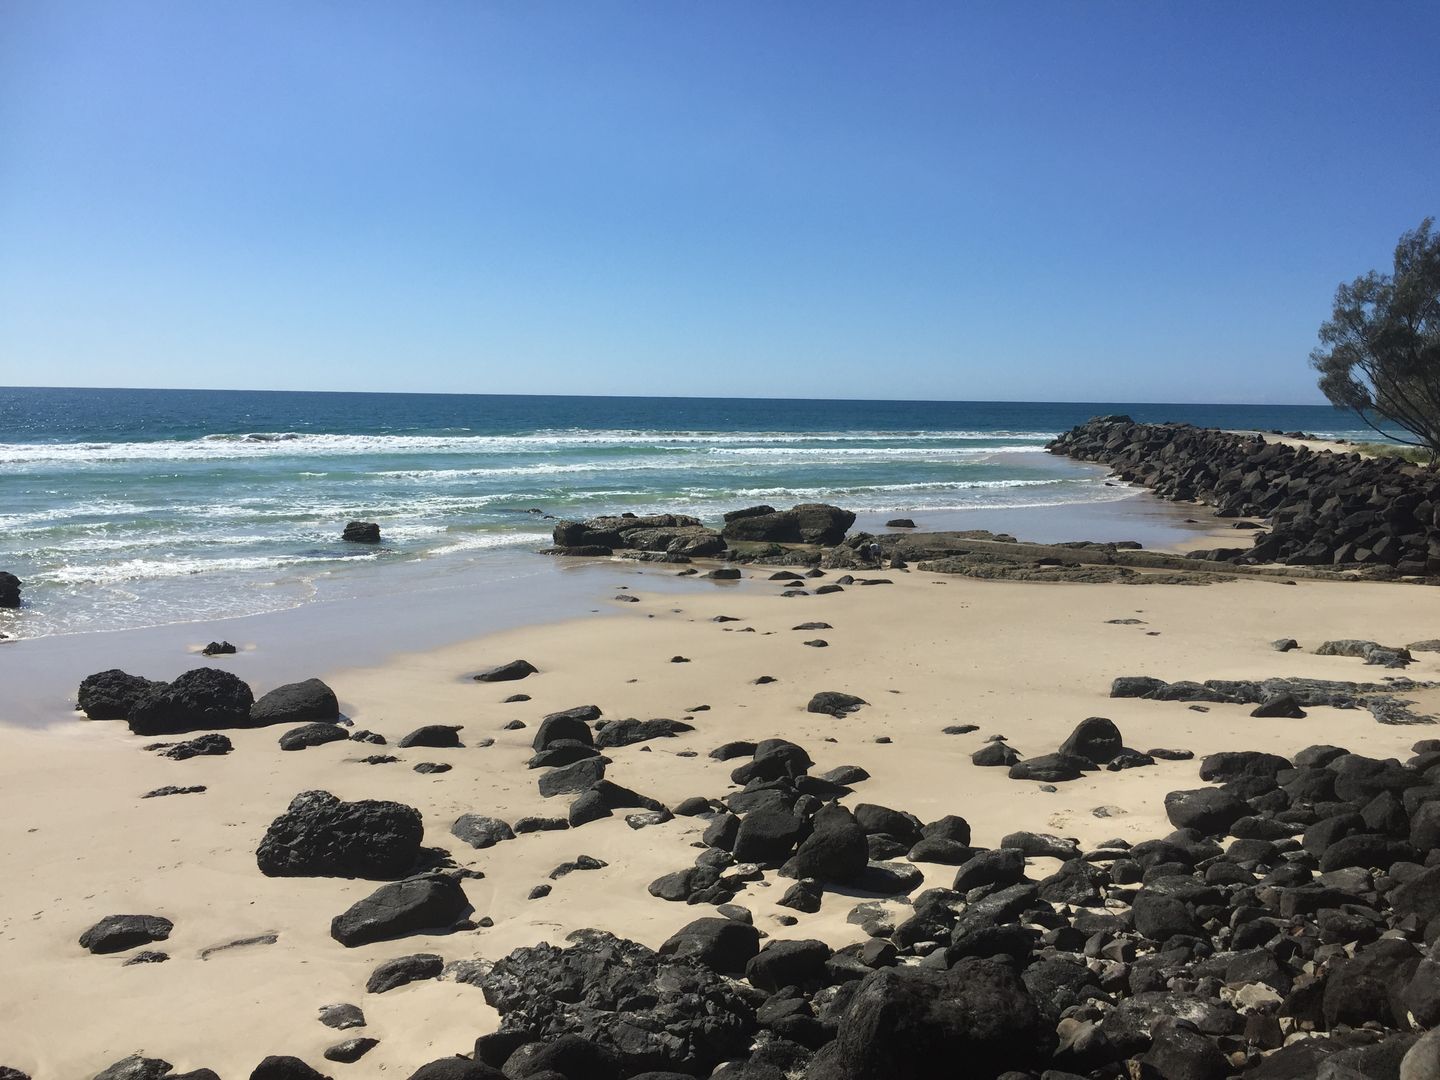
xmin=1 ymin=2 xmax=1436 ymax=403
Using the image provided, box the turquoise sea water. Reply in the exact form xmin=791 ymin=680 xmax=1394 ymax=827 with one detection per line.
xmin=0 ymin=388 xmax=1382 ymax=638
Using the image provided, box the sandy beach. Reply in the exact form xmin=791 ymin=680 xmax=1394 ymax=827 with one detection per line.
xmin=2 ymin=538 xmax=1437 ymax=1076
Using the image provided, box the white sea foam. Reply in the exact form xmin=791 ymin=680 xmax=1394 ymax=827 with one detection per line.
xmin=41 ymin=550 xmax=383 ymax=586
xmin=429 ymin=530 xmax=553 ymax=555
xmin=0 ymin=428 xmax=1059 ymax=465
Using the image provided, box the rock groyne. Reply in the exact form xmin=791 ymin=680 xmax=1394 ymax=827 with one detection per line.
xmin=1048 ymin=417 xmax=1439 ymax=574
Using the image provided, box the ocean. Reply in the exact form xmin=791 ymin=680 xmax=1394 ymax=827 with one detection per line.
xmin=0 ymin=387 xmax=1382 ymax=640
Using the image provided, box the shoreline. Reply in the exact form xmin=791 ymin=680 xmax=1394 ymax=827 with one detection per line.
xmin=0 ymin=484 xmax=1230 ymax=727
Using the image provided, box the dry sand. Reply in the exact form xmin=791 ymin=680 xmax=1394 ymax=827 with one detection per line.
xmin=3 ymin=562 xmax=1440 ymax=1076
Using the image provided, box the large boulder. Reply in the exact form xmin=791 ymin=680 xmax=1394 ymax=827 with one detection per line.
xmin=250 ymin=1056 xmax=332 ymax=1080
xmin=828 ymin=958 xmax=1047 ymax=1079
xmin=407 ymin=1061 xmax=503 ymax=1080
xmin=721 ymin=503 xmax=856 ymax=546
xmin=733 ymin=807 xmax=806 ymax=863
xmin=594 ymin=718 xmax=694 ymax=748
xmin=250 ymin=679 xmax=340 ymax=725
xmin=658 ymin=917 xmax=761 ymax=974
xmin=127 ymin=668 xmax=255 ymax=736
xmin=1164 ymin=787 xmax=1249 ymax=835
xmin=0 ymin=571 xmax=20 ymax=607
xmin=533 ymin=706 xmax=600 ymax=750
xmin=330 ymin=874 xmax=470 ymax=947
xmin=551 ymin=514 xmax=718 ymax=556
xmin=1058 ymin=717 xmax=1123 ymax=764
xmin=342 ymin=521 xmax=380 ymax=543
xmin=77 ymin=669 xmax=165 ymax=722
xmin=479 ymin=930 xmax=755 ymax=1075
xmin=1008 ymin=753 xmax=1091 ymax=783
xmin=787 ymin=820 xmax=869 ymax=883
xmin=256 ymin=791 xmax=423 ymax=879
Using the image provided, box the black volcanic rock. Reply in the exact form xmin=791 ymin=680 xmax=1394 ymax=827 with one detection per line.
xmin=342 ymin=521 xmax=380 ymax=543
xmin=153 ymin=732 xmax=232 ymax=760
xmin=330 ymin=874 xmax=470 ymax=947
xmin=594 ymin=717 xmax=694 ymax=747
xmin=806 ymin=691 xmax=867 ymax=716
xmin=250 ymin=1056 xmax=331 ymax=1080
xmin=398 ymin=724 xmax=462 ymax=748
xmin=78 ymin=669 xmax=165 ymax=721
xmin=478 ymin=929 xmax=755 ymax=1076
xmin=533 ymin=706 xmax=600 ymax=750
xmin=1164 ymin=787 xmax=1249 ymax=835
xmin=721 ymin=503 xmax=856 ymax=546
xmin=251 ymin=678 xmax=340 ymax=725
xmin=1046 ymin=417 xmax=1440 ymax=574
xmin=79 ymin=914 xmax=173 ymax=954
xmin=278 ymin=723 xmax=348 ymax=751
xmin=658 ymin=917 xmax=760 ymax=974
xmin=256 ymin=790 xmax=423 ymax=879
xmin=0 ymin=570 xmax=20 ymax=608
xmin=450 ymin=814 xmax=515 ymax=849
xmin=127 ymin=667 xmax=255 ymax=736
xmin=827 ymin=958 xmax=1047 ymax=1079
xmin=472 ymin=659 xmax=537 ymax=683
xmin=366 ymin=952 xmax=443 ymax=993
xmin=1058 ymin=716 xmax=1124 ymax=764
xmin=1008 ymin=752 xmax=1091 ymax=783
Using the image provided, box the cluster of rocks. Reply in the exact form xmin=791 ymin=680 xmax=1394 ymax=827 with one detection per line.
xmin=54 ymin=659 xmax=1440 ymax=1080
xmin=1048 ymin=416 xmax=1440 ymax=573
xmin=1111 ymin=674 xmax=1438 ymax=726
xmin=546 ymin=512 xmax=728 ymax=559
xmin=543 ymin=504 xmax=856 ymax=560
xmin=720 ymin=504 xmax=856 ymax=546
xmin=528 ymin=705 xmax=677 ymax=827
xmin=971 ymin=716 xmax=1173 ymax=782
xmin=377 ymin=731 xmax=1440 ymax=1080
xmin=76 ymin=668 xmax=339 ymax=736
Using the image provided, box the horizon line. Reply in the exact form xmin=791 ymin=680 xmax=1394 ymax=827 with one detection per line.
xmin=0 ymin=384 xmax=1343 ymax=410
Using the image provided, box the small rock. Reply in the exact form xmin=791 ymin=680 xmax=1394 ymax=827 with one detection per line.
xmin=366 ymin=952 xmax=443 ymax=993
xmin=398 ymin=725 xmax=462 ymax=748
xmin=322 ymin=1039 xmax=377 ymax=1065
xmin=317 ymin=1002 xmax=366 ymax=1030
xmin=80 ymin=914 xmax=173 ymax=954
xmin=472 ymin=660 xmax=538 ymax=683
xmin=141 ymin=785 xmax=206 ymax=799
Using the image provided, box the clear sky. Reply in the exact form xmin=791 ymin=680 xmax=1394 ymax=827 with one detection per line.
xmin=1 ymin=2 xmax=1436 ymax=403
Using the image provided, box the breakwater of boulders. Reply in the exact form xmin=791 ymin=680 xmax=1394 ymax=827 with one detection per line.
xmin=1047 ymin=417 xmax=1440 ymax=575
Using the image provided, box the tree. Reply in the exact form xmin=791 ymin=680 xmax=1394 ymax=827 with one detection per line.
xmin=1311 ymin=217 xmax=1440 ymax=457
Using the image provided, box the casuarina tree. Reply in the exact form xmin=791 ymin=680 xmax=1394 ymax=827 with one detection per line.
xmin=1311 ymin=217 xmax=1440 ymax=458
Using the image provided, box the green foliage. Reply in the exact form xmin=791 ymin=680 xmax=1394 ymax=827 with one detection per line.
xmin=1311 ymin=218 xmax=1440 ymax=454
xmin=1349 ymin=441 xmax=1432 ymax=464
